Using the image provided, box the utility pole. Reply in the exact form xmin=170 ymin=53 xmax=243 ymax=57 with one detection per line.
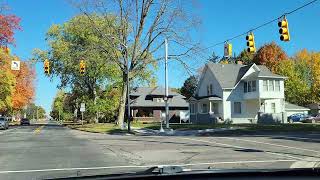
xmin=127 ymin=55 xmax=131 ymax=132
xmin=164 ymin=38 xmax=169 ymax=129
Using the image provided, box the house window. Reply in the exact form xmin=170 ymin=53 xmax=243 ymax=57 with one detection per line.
xmin=210 ymin=102 xmax=219 ymax=114
xmin=234 ymin=102 xmax=242 ymax=114
xmin=275 ymin=80 xmax=280 ymax=91
xmin=244 ymin=81 xmax=256 ymax=93
xmin=268 ymin=80 xmax=274 ymax=91
xmin=248 ymin=81 xmax=252 ymax=92
xmin=201 ymin=103 xmax=208 ymax=113
xmin=271 ymin=103 xmax=276 ymax=113
xmin=244 ymin=82 xmax=247 ymax=93
xmin=252 ymin=80 xmax=256 ymax=91
xmin=209 ymin=84 xmax=213 ymax=95
xmin=263 ymin=80 xmax=268 ymax=91
xmin=207 ymin=85 xmax=210 ymax=96
xmin=190 ymin=104 xmax=196 ymax=114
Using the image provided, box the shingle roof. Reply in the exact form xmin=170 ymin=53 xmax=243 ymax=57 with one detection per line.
xmin=285 ymin=102 xmax=310 ymax=111
xmin=130 ymin=87 xmax=188 ymax=108
xmin=206 ymin=63 xmax=285 ymax=89
xmin=256 ymin=65 xmax=284 ymax=78
xmin=207 ymin=63 xmax=245 ymax=89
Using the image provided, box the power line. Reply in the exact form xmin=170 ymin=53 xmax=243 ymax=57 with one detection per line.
xmin=198 ymin=0 xmax=319 ymax=53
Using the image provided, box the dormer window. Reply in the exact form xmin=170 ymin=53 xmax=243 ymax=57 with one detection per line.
xmin=244 ymin=80 xmax=256 ymax=93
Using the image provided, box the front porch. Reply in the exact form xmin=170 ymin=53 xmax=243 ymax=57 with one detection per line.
xmin=189 ymin=96 xmax=223 ymax=124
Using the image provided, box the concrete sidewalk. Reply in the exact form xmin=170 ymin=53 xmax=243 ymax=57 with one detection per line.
xmin=132 ymin=127 xmax=239 ymax=136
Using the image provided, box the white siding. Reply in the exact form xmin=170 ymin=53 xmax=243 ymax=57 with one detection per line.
xmin=263 ymin=99 xmax=284 ymax=113
xmin=197 ymin=68 xmax=223 ymax=97
xmin=227 ymin=84 xmax=259 ymax=123
xmin=259 ymin=79 xmax=285 ymax=99
xmin=222 ymin=90 xmax=232 ymax=120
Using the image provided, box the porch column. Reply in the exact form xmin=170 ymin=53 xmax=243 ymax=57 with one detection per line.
xmin=209 ymin=101 xmax=212 ymax=113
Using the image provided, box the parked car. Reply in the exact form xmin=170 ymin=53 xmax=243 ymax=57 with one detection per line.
xmin=20 ymin=118 xmax=30 ymax=125
xmin=301 ymin=114 xmax=320 ymax=123
xmin=0 ymin=117 xmax=9 ymax=130
xmin=287 ymin=113 xmax=310 ymax=123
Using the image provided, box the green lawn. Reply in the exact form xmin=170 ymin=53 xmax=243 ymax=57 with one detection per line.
xmin=68 ymin=123 xmax=126 ymax=134
xmin=68 ymin=122 xmax=320 ymax=134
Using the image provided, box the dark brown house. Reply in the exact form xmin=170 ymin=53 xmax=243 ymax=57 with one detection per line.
xmin=130 ymin=87 xmax=189 ymax=123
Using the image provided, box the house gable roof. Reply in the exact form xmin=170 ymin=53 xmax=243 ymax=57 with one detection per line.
xmin=206 ymin=63 xmax=286 ymax=89
xmin=285 ymin=102 xmax=310 ymax=111
xmin=130 ymin=87 xmax=188 ymax=108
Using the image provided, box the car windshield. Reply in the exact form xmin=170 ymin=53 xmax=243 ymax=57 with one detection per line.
xmin=1 ymin=0 xmax=320 ymax=179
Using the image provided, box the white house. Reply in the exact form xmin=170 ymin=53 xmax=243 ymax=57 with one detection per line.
xmin=189 ymin=63 xmax=288 ymax=124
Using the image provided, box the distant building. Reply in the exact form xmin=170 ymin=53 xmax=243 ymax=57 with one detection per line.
xmin=130 ymin=87 xmax=189 ymax=123
xmin=308 ymin=103 xmax=320 ymax=116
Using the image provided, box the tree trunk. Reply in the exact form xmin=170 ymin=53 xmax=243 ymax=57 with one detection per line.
xmin=117 ymin=73 xmax=127 ymax=129
xmin=93 ymin=86 xmax=98 ymax=123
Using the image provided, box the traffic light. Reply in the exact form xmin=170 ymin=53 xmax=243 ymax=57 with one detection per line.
xmin=44 ymin=59 xmax=50 ymax=74
xmin=278 ymin=17 xmax=290 ymax=41
xmin=246 ymin=32 xmax=256 ymax=53
xmin=224 ymin=43 xmax=232 ymax=57
xmin=80 ymin=60 xmax=85 ymax=75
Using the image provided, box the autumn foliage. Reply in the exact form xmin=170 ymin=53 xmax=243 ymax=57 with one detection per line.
xmin=253 ymin=42 xmax=288 ymax=72
xmin=0 ymin=10 xmax=35 ymax=114
xmin=0 ymin=14 xmax=21 ymax=46
xmin=11 ymin=58 xmax=35 ymax=110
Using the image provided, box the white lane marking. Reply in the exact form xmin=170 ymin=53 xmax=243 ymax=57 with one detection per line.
xmin=180 ymin=137 xmax=303 ymax=160
xmin=267 ymin=135 xmax=320 ymax=142
xmin=0 ymin=127 xmax=19 ymax=135
xmin=214 ymin=137 xmax=320 ymax=153
xmin=0 ymin=159 xmax=305 ymax=174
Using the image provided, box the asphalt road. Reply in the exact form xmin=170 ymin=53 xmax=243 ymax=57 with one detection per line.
xmin=1 ymin=121 xmax=320 ymax=179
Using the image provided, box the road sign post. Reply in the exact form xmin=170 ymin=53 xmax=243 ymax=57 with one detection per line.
xmin=80 ymin=103 xmax=85 ymax=125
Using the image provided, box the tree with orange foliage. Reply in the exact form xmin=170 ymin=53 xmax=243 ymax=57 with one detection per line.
xmin=253 ymin=42 xmax=288 ymax=72
xmin=0 ymin=14 xmax=21 ymax=46
xmin=11 ymin=57 xmax=35 ymax=110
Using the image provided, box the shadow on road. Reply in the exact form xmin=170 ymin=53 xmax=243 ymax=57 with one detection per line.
xmin=122 ymin=138 xmax=320 ymax=159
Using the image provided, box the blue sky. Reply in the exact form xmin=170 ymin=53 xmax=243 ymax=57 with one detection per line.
xmin=7 ymin=0 xmax=320 ymax=114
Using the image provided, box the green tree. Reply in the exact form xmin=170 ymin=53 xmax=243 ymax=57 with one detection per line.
xmin=0 ymin=49 xmax=15 ymax=114
xmin=51 ymin=90 xmax=65 ymax=121
xmin=76 ymin=0 xmax=200 ymax=128
xmin=34 ymin=15 xmax=122 ymax=122
xmin=276 ymin=59 xmax=310 ymax=106
xmin=180 ymin=76 xmax=198 ymax=99
xmin=208 ymin=51 xmax=220 ymax=63
xmin=237 ymin=49 xmax=254 ymax=65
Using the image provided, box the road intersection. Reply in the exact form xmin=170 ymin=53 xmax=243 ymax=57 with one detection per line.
xmin=1 ymin=121 xmax=320 ymax=179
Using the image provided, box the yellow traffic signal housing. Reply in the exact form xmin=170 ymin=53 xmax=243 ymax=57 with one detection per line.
xmin=278 ymin=17 xmax=290 ymax=41
xmin=80 ymin=60 xmax=85 ymax=75
xmin=246 ymin=32 xmax=256 ymax=53
xmin=44 ymin=59 xmax=50 ymax=74
xmin=224 ymin=43 xmax=232 ymax=57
